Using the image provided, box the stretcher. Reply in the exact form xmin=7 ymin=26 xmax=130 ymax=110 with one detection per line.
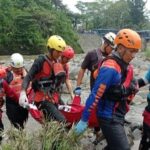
xmin=29 ymin=95 xmax=99 ymax=128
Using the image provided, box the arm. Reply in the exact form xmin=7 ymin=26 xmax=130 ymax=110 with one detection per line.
xmin=65 ymin=79 xmax=74 ymax=99
xmin=19 ymin=56 xmax=45 ymax=108
xmin=82 ymin=60 xmax=118 ymax=122
xmin=22 ymin=56 xmax=44 ymax=91
xmin=76 ymin=68 xmax=86 ymax=86
xmin=64 ymin=64 xmax=74 ymax=99
xmin=76 ymin=52 xmax=91 ymax=87
xmin=3 ymin=80 xmax=18 ymax=102
xmin=138 ymin=69 xmax=150 ymax=88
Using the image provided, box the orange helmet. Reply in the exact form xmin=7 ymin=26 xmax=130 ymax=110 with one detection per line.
xmin=0 ymin=68 xmax=6 ymax=79
xmin=62 ymin=46 xmax=75 ymax=59
xmin=114 ymin=29 xmax=141 ymax=50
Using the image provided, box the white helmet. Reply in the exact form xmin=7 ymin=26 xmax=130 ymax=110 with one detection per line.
xmin=103 ymin=32 xmax=116 ymax=48
xmin=10 ymin=53 xmax=24 ymax=68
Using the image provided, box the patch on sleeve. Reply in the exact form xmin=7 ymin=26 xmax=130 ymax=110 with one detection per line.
xmin=102 ymin=59 xmax=121 ymax=73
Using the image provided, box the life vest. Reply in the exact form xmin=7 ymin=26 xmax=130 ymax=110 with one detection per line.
xmin=33 ymin=55 xmax=66 ymax=103
xmin=94 ymin=55 xmax=135 ymax=102
xmin=100 ymin=55 xmax=135 ymax=114
xmin=9 ymin=68 xmax=27 ymax=97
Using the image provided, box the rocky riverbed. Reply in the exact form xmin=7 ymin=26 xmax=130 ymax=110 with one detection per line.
xmin=0 ymin=51 xmax=149 ymax=150
xmin=0 ymin=33 xmax=150 ymax=149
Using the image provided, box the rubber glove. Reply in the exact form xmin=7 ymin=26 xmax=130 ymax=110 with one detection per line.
xmin=74 ymin=87 xmax=81 ymax=95
xmin=75 ymin=120 xmax=88 ymax=134
xmin=19 ymin=90 xmax=29 ymax=108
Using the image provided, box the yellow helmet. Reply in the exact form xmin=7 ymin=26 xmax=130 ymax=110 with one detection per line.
xmin=47 ymin=35 xmax=66 ymax=52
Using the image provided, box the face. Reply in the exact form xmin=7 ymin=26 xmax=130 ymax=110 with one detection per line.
xmin=118 ymin=45 xmax=138 ymax=63
xmin=52 ymin=50 xmax=62 ymax=60
xmin=12 ymin=67 xmax=23 ymax=75
xmin=61 ymin=56 xmax=70 ymax=64
xmin=101 ymin=41 xmax=113 ymax=56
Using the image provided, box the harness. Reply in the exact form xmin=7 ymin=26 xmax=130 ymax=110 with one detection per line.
xmin=101 ymin=55 xmax=134 ymax=102
xmin=9 ymin=69 xmax=27 ymax=97
xmin=32 ymin=55 xmax=66 ymax=103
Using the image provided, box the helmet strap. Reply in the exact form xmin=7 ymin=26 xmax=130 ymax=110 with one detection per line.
xmin=117 ymin=45 xmax=127 ymax=61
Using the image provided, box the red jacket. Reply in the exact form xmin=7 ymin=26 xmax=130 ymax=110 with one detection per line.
xmin=0 ymin=79 xmax=18 ymax=102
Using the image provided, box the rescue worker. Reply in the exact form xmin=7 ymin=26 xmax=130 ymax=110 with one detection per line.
xmin=5 ymin=53 xmax=29 ymax=129
xmin=19 ymin=35 xmax=67 ymax=122
xmin=138 ymin=70 xmax=150 ymax=150
xmin=0 ymin=68 xmax=18 ymax=141
xmin=74 ymin=32 xmax=116 ymax=95
xmin=60 ymin=46 xmax=75 ymax=100
xmin=75 ymin=29 xmax=142 ymax=150
xmin=74 ymin=32 xmax=116 ymax=144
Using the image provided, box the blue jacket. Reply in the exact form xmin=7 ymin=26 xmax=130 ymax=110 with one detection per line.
xmin=82 ymin=56 xmax=130 ymax=123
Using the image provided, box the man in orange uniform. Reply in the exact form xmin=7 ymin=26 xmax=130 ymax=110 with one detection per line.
xmin=5 ymin=53 xmax=29 ymax=129
xmin=75 ymin=29 xmax=141 ymax=150
xmin=0 ymin=68 xmax=18 ymax=141
xmin=19 ymin=35 xmax=67 ymax=122
xmin=60 ymin=46 xmax=75 ymax=100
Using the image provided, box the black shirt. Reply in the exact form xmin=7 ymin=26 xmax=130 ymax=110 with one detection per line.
xmin=81 ymin=49 xmax=103 ymax=90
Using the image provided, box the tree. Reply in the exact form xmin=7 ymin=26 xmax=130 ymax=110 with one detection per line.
xmin=0 ymin=0 xmax=83 ymax=54
xmin=75 ymin=0 xmax=150 ymax=30
xmin=127 ymin=0 xmax=148 ymax=29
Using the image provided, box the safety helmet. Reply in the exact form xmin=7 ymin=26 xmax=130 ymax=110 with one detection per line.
xmin=62 ymin=46 xmax=75 ymax=59
xmin=0 ymin=68 xmax=6 ymax=79
xmin=10 ymin=53 xmax=24 ymax=68
xmin=114 ymin=29 xmax=141 ymax=50
xmin=47 ymin=35 xmax=66 ymax=52
xmin=103 ymin=32 xmax=116 ymax=47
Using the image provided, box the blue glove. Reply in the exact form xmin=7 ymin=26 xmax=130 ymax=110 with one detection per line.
xmin=74 ymin=87 xmax=81 ymax=95
xmin=75 ymin=120 xmax=88 ymax=134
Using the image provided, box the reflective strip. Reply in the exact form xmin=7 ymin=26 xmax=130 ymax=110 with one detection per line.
xmin=87 ymin=84 xmax=106 ymax=112
xmin=102 ymin=59 xmax=121 ymax=73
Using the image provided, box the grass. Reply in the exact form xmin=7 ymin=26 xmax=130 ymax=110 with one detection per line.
xmin=1 ymin=122 xmax=83 ymax=150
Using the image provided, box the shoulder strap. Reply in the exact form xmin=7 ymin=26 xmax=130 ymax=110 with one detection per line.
xmin=43 ymin=55 xmax=53 ymax=67
xmin=102 ymin=55 xmax=128 ymax=83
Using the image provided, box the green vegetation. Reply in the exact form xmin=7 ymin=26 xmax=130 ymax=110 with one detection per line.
xmin=0 ymin=0 xmax=150 ymax=54
xmin=75 ymin=0 xmax=150 ymax=30
xmin=0 ymin=0 xmax=82 ymax=54
xmin=1 ymin=122 xmax=83 ymax=150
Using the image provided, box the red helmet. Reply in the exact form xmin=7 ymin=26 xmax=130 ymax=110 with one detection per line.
xmin=62 ymin=46 xmax=75 ymax=59
xmin=0 ymin=68 xmax=6 ymax=79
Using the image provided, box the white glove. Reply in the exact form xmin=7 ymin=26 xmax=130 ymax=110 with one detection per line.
xmin=19 ymin=90 xmax=29 ymax=108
